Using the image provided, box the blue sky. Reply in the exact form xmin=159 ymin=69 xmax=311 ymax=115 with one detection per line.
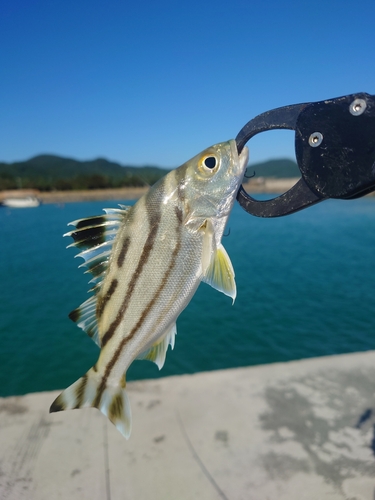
xmin=1 ymin=0 xmax=374 ymax=168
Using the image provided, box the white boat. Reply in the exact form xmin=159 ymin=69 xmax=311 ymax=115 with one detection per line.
xmin=1 ymin=196 xmax=40 ymax=208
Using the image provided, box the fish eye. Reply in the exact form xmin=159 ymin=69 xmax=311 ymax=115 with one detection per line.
xmin=203 ymin=156 xmax=217 ymax=169
xmin=197 ymin=153 xmax=220 ymax=176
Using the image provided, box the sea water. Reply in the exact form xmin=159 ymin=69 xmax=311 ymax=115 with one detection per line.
xmin=1 ymin=196 xmax=375 ymax=397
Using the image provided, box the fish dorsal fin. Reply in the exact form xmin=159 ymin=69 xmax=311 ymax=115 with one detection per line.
xmin=65 ymin=206 xmax=130 ymax=252
xmin=66 ymin=206 xmax=130 ymax=344
xmin=200 ymin=219 xmax=236 ymax=303
xmin=136 ymin=323 xmax=177 ymax=370
xmin=65 ymin=206 xmax=130 ymax=289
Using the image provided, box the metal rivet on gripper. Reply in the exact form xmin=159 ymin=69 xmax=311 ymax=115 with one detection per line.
xmin=308 ymin=132 xmax=323 ymax=147
xmin=349 ymin=98 xmax=367 ymax=116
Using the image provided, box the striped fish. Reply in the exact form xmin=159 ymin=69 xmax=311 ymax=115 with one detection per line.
xmin=50 ymin=140 xmax=249 ymax=438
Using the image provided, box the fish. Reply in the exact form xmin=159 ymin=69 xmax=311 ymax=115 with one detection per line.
xmin=49 ymin=139 xmax=249 ymax=438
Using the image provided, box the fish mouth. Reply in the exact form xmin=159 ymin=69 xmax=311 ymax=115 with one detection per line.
xmin=229 ymin=139 xmax=249 ymax=179
xmin=237 ymin=143 xmax=249 ymax=176
xmin=215 ymin=141 xmax=250 ymax=218
xmin=227 ymin=140 xmax=249 ymax=188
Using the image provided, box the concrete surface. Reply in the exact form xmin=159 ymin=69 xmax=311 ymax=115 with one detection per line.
xmin=1 ymin=351 xmax=375 ymax=500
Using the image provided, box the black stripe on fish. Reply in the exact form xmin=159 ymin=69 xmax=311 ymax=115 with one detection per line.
xmin=74 ymin=374 xmax=88 ymax=409
xmin=100 ymin=190 xmax=164 ymax=348
xmin=125 ymin=237 xmax=182 ymax=342
xmin=69 ymin=308 xmax=81 ymax=323
xmin=86 ymin=325 xmax=97 ymax=339
xmin=93 ymin=378 xmax=106 ymax=408
xmin=69 ymin=225 xmax=107 ymax=248
xmin=96 ymin=279 xmax=119 ymax=318
xmin=174 ymin=205 xmax=183 ymax=224
xmin=49 ymin=394 xmax=65 ymax=412
xmin=108 ymin=393 xmax=124 ymax=422
xmin=117 ymin=236 xmax=131 ymax=268
xmin=95 ymin=213 xmax=181 ymax=407
xmin=75 ymin=216 xmax=107 ymax=230
xmin=87 ymin=261 xmax=108 ymax=278
xmin=84 ymin=251 xmax=111 ymax=276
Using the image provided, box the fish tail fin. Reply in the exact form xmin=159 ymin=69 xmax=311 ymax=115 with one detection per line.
xmin=49 ymin=368 xmax=132 ymax=439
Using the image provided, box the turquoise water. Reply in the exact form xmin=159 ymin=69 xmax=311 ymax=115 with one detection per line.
xmin=1 ymin=196 xmax=375 ymax=397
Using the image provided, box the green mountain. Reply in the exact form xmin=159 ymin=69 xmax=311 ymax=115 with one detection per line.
xmin=246 ymin=159 xmax=300 ymax=179
xmin=0 ymin=155 xmax=299 ymax=191
xmin=0 ymin=155 xmax=170 ymax=191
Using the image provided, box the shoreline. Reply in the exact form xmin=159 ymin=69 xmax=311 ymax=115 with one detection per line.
xmin=0 ymin=178 xmax=300 ymax=204
xmin=0 ymin=186 xmax=149 ymax=204
xmin=2 ymin=178 xmax=374 ymax=204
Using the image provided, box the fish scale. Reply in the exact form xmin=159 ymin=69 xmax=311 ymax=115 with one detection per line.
xmin=50 ymin=140 xmax=249 ymax=438
xmin=99 ymin=178 xmax=199 ymax=371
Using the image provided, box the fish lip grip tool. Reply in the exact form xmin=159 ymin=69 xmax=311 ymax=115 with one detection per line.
xmin=235 ymin=92 xmax=375 ymax=217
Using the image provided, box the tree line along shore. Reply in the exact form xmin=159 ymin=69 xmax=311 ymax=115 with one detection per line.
xmin=0 ymin=178 xmax=301 ymax=204
xmin=0 ymin=155 xmax=301 ymax=195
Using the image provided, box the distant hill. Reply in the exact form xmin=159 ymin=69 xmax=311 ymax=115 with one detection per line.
xmin=246 ymin=158 xmax=300 ymax=179
xmin=0 ymin=155 xmax=170 ymax=191
xmin=0 ymin=155 xmax=299 ymax=191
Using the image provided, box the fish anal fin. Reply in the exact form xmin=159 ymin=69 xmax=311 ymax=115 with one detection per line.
xmin=69 ymin=296 xmax=100 ymax=346
xmin=49 ymin=368 xmax=132 ymax=439
xmin=137 ymin=323 xmax=177 ymax=370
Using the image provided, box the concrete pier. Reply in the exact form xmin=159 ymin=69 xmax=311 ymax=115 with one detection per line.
xmin=1 ymin=351 xmax=375 ymax=500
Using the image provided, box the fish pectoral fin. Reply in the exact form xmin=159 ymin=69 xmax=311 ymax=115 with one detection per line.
xmin=137 ymin=323 xmax=177 ymax=370
xmin=201 ymin=218 xmax=215 ymax=273
xmin=201 ymin=243 xmax=237 ymax=303
xmin=184 ymin=215 xmax=207 ymax=233
xmin=49 ymin=367 xmax=132 ymax=439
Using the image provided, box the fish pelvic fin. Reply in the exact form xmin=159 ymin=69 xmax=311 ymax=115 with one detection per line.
xmin=49 ymin=368 xmax=132 ymax=439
